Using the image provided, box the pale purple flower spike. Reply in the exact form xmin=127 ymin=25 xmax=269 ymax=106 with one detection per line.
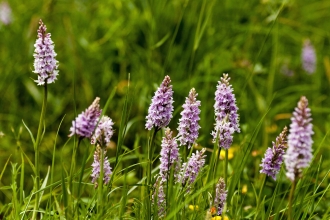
xmin=33 ymin=19 xmax=59 ymax=86
xmin=91 ymin=115 xmax=114 ymax=146
xmin=212 ymin=73 xmax=240 ymax=149
xmin=159 ymin=128 xmax=180 ymax=183
xmin=302 ymin=39 xmax=316 ymax=74
xmin=178 ymin=148 xmax=206 ymax=186
xmin=145 ymin=75 xmax=174 ymax=130
xmin=284 ymin=96 xmax=314 ymax=182
xmin=69 ymin=97 xmax=102 ymax=138
xmin=91 ymin=146 xmax=112 ymax=186
xmin=260 ymin=126 xmax=288 ymax=180
xmin=0 ymin=2 xmax=12 ymax=25
xmin=177 ymin=88 xmax=201 ymax=148
xmin=152 ymin=177 xmax=166 ymax=218
xmin=214 ymin=177 xmax=227 ymax=216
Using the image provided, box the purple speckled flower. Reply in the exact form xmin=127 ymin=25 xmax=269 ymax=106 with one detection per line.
xmin=284 ymin=96 xmax=314 ymax=182
xmin=152 ymin=177 xmax=166 ymax=218
xmin=69 ymin=97 xmax=102 ymax=138
xmin=33 ymin=19 xmax=59 ymax=86
xmin=213 ymin=119 xmax=234 ymax=150
xmin=302 ymin=39 xmax=316 ymax=74
xmin=145 ymin=75 xmax=174 ymax=130
xmin=177 ymin=88 xmax=201 ymax=148
xmin=260 ymin=126 xmax=288 ymax=180
xmin=0 ymin=2 xmax=12 ymax=25
xmin=159 ymin=128 xmax=180 ymax=183
xmin=91 ymin=146 xmax=112 ymax=187
xmin=214 ymin=177 xmax=227 ymax=216
xmin=212 ymin=73 xmax=240 ymax=149
xmin=177 ymin=148 xmax=206 ymax=186
xmin=91 ymin=116 xmax=114 ymax=147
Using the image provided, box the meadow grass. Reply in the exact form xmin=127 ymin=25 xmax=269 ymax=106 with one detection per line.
xmin=0 ymin=0 xmax=330 ymax=219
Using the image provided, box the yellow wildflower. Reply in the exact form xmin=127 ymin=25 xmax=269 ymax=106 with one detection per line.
xmin=242 ymin=184 xmax=248 ymax=194
xmin=188 ymin=205 xmax=199 ymax=211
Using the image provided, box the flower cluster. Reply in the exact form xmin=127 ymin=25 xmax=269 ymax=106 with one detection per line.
xmin=0 ymin=1 xmax=12 ymax=25
xmin=91 ymin=115 xmax=114 ymax=147
xmin=284 ymin=96 xmax=314 ymax=182
xmin=69 ymin=97 xmax=102 ymax=138
xmin=260 ymin=126 xmax=288 ymax=180
xmin=177 ymin=148 xmax=206 ymax=187
xmin=212 ymin=73 xmax=240 ymax=149
xmin=91 ymin=146 xmax=112 ymax=187
xmin=152 ymin=177 xmax=166 ymax=218
xmin=145 ymin=75 xmax=174 ymax=130
xmin=302 ymin=39 xmax=316 ymax=74
xmin=177 ymin=88 xmax=201 ymax=148
xmin=159 ymin=128 xmax=180 ymax=183
xmin=33 ymin=19 xmax=59 ymax=86
xmin=214 ymin=177 xmax=227 ymax=216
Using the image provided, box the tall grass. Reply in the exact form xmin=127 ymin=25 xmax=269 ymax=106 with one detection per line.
xmin=0 ymin=0 xmax=330 ymax=219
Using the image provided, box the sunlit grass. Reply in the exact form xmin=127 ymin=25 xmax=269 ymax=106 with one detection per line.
xmin=0 ymin=0 xmax=330 ymax=219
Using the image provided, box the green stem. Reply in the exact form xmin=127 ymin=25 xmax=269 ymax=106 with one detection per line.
xmin=288 ymin=180 xmax=296 ymax=220
xmin=213 ymin=147 xmax=221 ymax=184
xmin=32 ymin=83 xmax=48 ymax=220
xmin=69 ymin=138 xmax=81 ymax=190
xmin=254 ymin=175 xmax=266 ymax=220
xmin=222 ymin=149 xmax=228 ymax=217
xmin=183 ymin=146 xmax=187 ymax=163
xmin=147 ymin=129 xmax=158 ymax=219
xmin=98 ymin=147 xmax=105 ymax=219
xmin=224 ymin=149 xmax=228 ymax=186
xmin=69 ymin=137 xmax=82 ymax=216
xmin=182 ymin=196 xmax=186 ymax=218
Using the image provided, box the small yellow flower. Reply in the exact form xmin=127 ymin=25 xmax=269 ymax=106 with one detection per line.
xmin=219 ymin=145 xmax=238 ymax=160
xmin=188 ymin=205 xmax=199 ymax=211
xmin=212 ymin=216 xmax=229 ymax=220
xmin=242 ymin=184 xmax=248 ymax=194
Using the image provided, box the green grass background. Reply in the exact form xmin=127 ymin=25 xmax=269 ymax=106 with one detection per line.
xmin=0 ymin=0 xmax=330 ymax=218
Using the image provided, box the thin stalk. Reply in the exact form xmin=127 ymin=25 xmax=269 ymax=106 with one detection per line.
xmin=288 ymin=180 xmax=297 ymax=220
xmin=69 ymin=138 xmax=82 ymax=187
xmin=32 ymin=83 xmax=48 ymax=220
xmin=182 ymin=196 xmax=186 ymax=218
xmin=147 ymin=129 xmax=158 ymax=219
xmin=213 ymin=146 xmax=221 ymax=183
xmin=224 ymin=149 xmax=228 ymax=186
xmin=221 ymin=149 xmax=228 ymax=216
xmin=166 ymin=148 xmax=170 ymax=213
xmin=98 ymin=147 xmax=105 ymax=219
xmin=254 ymin=175 xmax=267 ymax=220
xmin=183 ymin=146 xmax=187 ymax=163
xmin=68 ymin=137 xmax=82 ymax=215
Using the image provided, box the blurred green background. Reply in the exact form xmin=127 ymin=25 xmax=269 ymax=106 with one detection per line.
xmin=0 ymin=0 xmax=330 ymax=208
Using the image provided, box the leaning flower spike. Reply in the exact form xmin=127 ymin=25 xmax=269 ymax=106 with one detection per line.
xmin=178 ymin=148 xmax=206 ymax=186
xmin=214 ymin=177 xmax=227 ymax=216
xmin=33 ymin=19 xmax=59 ymax=85
xmin=177 ymin=88 xmax=201 ymax=148
xmin=212 ymin=73 xmax=240 ymax=149
xmin=284 ymin=96 xmax=314 ymax=182
xmin=91 ymin=146 xmax=112 ymax=187
xmin=69 ymin=97 xmax=102 ymax=138
xmin=260 ymin=126 xmax=288 ymax=180
xmin=302 ymin=39 xmax=316 ymax=74
xmin=152 ymin=177 xmax=166 ymax=218
xmin=91 ymin=115 xmax=114 ymax=147
xmin=145 ymin=75 xmax=174 ymax=130
xmin=159 ymin=128 xmax=180 ymax=183
xmin=0 ymin=2 xmax=12 ymax=25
